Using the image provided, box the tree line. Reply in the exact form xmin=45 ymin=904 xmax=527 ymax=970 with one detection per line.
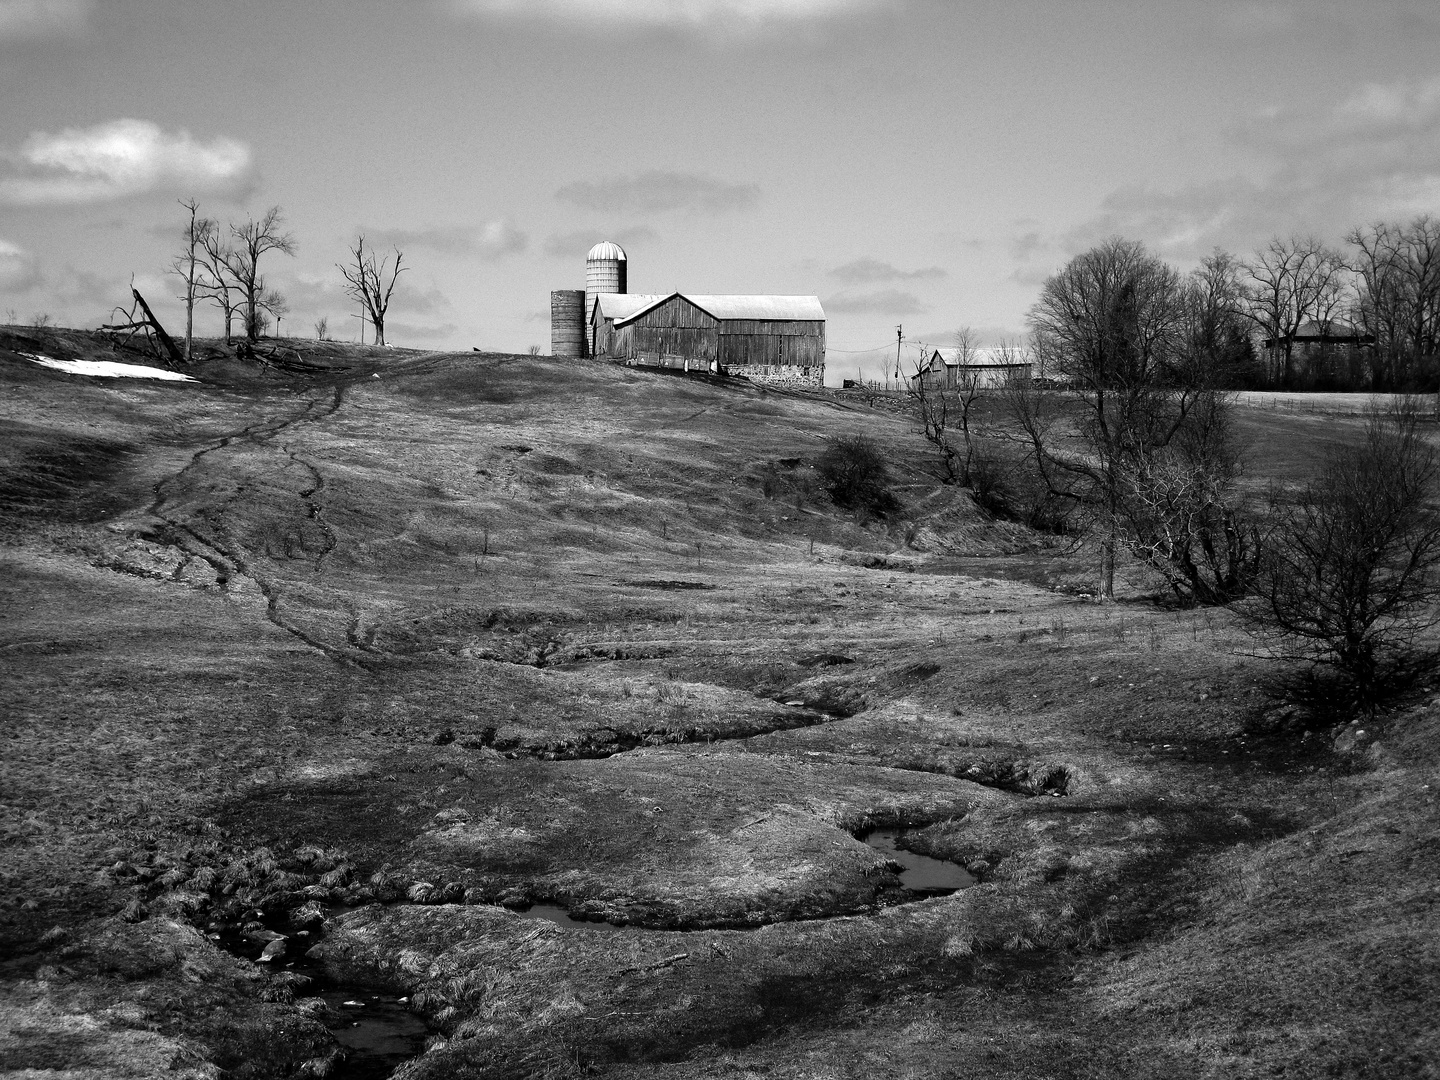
xmin=168 ymin=200 xmax=406 ymax=360
xmin=1062 ymin=217 xmax=1440 ymax=393
xmin=898 ymin=234 xmax=1440 ymax=714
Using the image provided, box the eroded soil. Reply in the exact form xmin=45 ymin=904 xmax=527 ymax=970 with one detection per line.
xmin=2 ymin=331 xmax=1437 ymax=1080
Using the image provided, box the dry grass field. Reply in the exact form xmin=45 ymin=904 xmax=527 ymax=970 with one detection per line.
xmin=2 ymin=328 xmax=1437 ymax=1080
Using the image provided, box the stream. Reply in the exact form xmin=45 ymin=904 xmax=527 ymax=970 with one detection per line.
xmin=213 ymin=915 xmax=430 ymax=1078
xmin=207 ymin=829 xmax=973 ymax=1075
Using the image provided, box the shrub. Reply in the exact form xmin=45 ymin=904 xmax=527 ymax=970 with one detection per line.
xmin=1247 ymin=400 xmax=1440 ymax=709
xmin=816 ymin=436 xmax=896 ymax=516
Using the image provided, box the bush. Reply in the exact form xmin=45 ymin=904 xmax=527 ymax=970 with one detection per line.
xmin=816 ymin=436 xmax=896 ymax=517
xmin=1247 ymin=401 xmax=1440 ymax=709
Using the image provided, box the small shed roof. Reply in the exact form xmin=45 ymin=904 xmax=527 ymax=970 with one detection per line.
xmin=614 ymin=292 xmax=825 ymax=327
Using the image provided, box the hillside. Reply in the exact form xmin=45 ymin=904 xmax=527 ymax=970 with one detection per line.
xmin=1 ymin=328 xmax=1436 ymax=1080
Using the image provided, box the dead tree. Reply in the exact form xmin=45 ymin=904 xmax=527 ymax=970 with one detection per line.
xmin=169 ymin=198 xmax=214 ymax=363
xmin=228 ymin=207 xmax=296 ymax=342
xmin=198 ymin=228 xmax=241 ymax=344
xmin=102 ymin=285 xmax=184 ymax=367
xmin=338 ymin=235 xmax=406 ymax=347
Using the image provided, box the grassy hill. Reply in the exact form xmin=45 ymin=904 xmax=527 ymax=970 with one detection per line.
xmin=1 ymin=328 xmax=1436 ymax=1080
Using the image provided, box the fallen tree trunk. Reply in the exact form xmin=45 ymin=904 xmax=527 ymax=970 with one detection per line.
xmin=130 ymin=288 xmax=185 ymax=367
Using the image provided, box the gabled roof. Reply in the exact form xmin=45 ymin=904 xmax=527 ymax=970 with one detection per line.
xmin=591 ymin=293 xmax=668 ymax=324
xmin=926 ymin=347 xmax=1032 ymax=368
xmin=613 ymin=292 xmax=826 ymax=328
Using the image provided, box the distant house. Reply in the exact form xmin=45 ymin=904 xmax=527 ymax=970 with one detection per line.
xmin=592 ymin=292 xmax=826 ymax=389
xmin=1262 ymin=320 xmax=1375 ymax=356
xmin=908 ymin=348 xmax=1031 ymax=390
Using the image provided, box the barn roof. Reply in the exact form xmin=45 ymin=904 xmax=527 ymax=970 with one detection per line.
xmin=591 ymin=294 xmax=669 ymax=323
xmin=928 ymin=347 xmax=1032 ymax=368
xmin=614 ymin=292 xmax=825 ymax=327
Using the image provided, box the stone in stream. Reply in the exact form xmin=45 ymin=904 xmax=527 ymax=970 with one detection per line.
xmin=258 ymin=937 xmax=287 ymax=962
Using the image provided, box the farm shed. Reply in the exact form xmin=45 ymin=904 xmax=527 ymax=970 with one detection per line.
xmin=593 ymin=292 xmax=826 ymax=388
xmin=909 ymin=348 xmax=1031 ymax=390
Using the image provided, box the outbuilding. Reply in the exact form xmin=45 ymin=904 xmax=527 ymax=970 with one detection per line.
xmin=592 ymin=292 xmax=825 ymax=388
xmin=908 ymin=348 xmax=1031 ymax=390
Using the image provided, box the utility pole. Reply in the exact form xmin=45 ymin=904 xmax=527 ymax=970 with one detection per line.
xmin=895 ymin=325 xmax=903 ymax=381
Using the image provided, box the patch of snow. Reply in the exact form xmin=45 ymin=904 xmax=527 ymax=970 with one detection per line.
xmin=21 ymin=353 xmax=196 ymax=382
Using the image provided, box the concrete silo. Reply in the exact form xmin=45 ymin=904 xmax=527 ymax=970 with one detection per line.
xmin=585 ymin=241 xmax=627 ymax=353
xmin=550 ymin=289 xmax=586 ymax=357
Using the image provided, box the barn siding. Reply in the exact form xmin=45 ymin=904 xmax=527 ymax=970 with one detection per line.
xmin=600 ymin=294 xmax=825 ymax=388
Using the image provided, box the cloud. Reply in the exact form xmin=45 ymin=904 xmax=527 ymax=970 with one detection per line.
xmin=0 ymin=239 xmax=41 ymax=292
xmin=555 ymin=171 xmax=759 ymax=215
xmin=828 ymin=257 xmax=945 ymax=285
xmin=0 ymin=119 xmax=253 ymax=206
xmin=446 ymin=0 xmax=879 ymax=30
xmin=1045 ymin=74 xmax=1440 ymax=266
xmin=823 ymin=289 xmax=927 ymax=315
xmin=0 ymin=0 xmax=90 ymax=39
xmin=542 ymin=225 xmax=659 ymax=258
xmin=368 ymin=219 xmax=527 ymax=259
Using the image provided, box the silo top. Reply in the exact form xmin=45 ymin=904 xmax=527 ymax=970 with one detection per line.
xmin=586 ymin=241 xmax=627 ymax=263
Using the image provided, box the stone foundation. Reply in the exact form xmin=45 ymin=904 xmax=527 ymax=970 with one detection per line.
xmin=725 ymin=364 xmax=824 ymax=390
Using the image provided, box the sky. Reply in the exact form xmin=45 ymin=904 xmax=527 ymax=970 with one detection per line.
xmin=1 ymin=0 xmax=1439 ymax=383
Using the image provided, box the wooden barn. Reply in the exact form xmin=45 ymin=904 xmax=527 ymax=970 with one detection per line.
xmin=591 ymin=292 xmax=825 ymax=388
xmin=909 ymin=348 xmax=1031 ymax=390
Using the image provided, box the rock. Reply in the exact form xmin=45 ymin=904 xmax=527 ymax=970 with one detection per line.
xmin=406 ymin=881 xmax=438 ymax=904
xmin=441 ymin=882 xmax=466 ymax=904
xmin=258 ymin=937 xmax=287 ymax=962
xmin=119 ymin=899 xmax=148 ymax=923
xmin=339 ymin=884 xmax=376 ymax=906
xmin=290 ymin=901 xmax=326 ymax=929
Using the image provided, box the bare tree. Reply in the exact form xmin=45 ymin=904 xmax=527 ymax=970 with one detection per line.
xmin=1242 ymin=236 xmax=1349 ymax=386
xmin=1184 ymin=250 xmax=1258 ymax=385
xmin=228 ymin=206 xmax=296 ymax=342
xmin=1347 ymin=217 xmax=1440 ymax=391
xmin=314 ymin=316 xmax=330 ymax=341
xmin=338 ymin=234 xmax=405 ymax=347
xmin=198 ymin=228 xmax=241 ymax=344
xmin=1247 ymin=400 xmax=1440 ymax=708
xmin=907 ymin=327 xmax=984 ymax=485
xmin=1021 ymin=238 xmax=1191 ymax=599
xmin=169 ymin=198 xmax=214 ymax=363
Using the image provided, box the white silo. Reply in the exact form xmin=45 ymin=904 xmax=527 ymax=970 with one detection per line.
xmin=585 ymin=241 xmax=627 ymax=353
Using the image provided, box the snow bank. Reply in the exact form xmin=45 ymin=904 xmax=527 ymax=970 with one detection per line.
xmin=21 ymin=353 xmax=196 ymax=382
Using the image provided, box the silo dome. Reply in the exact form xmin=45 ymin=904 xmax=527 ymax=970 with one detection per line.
xmin=586 ymin=241 xmax=627 ymax=263
xmin=585 ymin=241 xmax=628 ymax=352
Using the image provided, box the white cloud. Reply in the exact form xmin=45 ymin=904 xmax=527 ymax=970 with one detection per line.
xmin=0 ymin=0 xmax=90 ymax=39
xmin=0 ymin=238 xmax=41 ymax=291
xmin=823 ymin=288 xmax=927 ymax=315
xmin=368 ymin=219 xmax=528 ymax=259
xmin=0 ymin=119 xmax=253 ymax=205
xmin=829 ymin=257 xmax=945 ymax=285
xmin=1047 ymin=74 xmax=1440 ymax=265
xmin=447 ymin=0 xmax=879 ymax=29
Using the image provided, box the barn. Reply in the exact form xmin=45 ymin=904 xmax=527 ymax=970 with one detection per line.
xmin=908 ymin=348 xmax=1031 ymax=390
xmin=592 ymin=292 xmax=826 ymax=388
